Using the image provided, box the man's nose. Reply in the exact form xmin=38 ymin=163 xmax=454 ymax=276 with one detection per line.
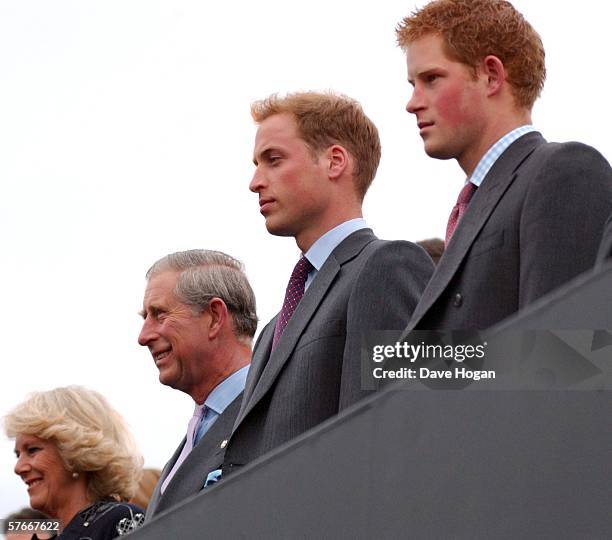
xmin=249 ymin=168 xmax=265 ymax=193
xmin=406 ymin=87 xmax=424 ymax=114
xmin=138 ymin=317 xmax=156 ymax=346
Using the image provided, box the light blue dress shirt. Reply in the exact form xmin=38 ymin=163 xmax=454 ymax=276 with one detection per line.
xmin=195 ymin=364 xmax=249 ymax=443
xmin=199 ymin=364 xmax=249 ymax=488
xmin=304 ymin=218 xmax=368 ymax=290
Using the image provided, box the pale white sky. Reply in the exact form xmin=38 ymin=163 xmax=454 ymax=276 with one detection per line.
xmin=1 ymin=0 xmax=610 ymax=516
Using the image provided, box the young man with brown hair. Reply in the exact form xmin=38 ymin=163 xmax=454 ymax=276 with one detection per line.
xmin=221 ymin=91 xmax=433 ymax=476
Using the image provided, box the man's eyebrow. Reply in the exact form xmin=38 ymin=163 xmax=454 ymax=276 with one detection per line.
xmin=140 ymin=304 xmax=166 ymax=319
xmin=138 ymin=304 xmax=158 ymax=318
xmin=418 ymin=66 xmax=445 ymax=78
xmin=409 ymin=67 xmax=442 ymax=85
xmin=253 ymin=147 xmax=276 ymax=165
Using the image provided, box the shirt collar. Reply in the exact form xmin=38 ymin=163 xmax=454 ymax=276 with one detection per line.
xmin=304 ymin=218 xmax=367 ymax=270
xmin=469 ymin=125 xmax=537 ymax=187
xmin=203 ymin=364 xmax=249 ymax=415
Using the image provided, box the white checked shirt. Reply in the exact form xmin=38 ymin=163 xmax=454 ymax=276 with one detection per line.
xmin=470 ymin=125 xmax=537 ymax=187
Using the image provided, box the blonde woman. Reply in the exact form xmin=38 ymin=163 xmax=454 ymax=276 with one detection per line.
xmin=5 ymin=386 xmax=144 ymax=539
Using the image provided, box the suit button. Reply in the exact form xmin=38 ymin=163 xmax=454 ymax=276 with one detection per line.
xmin=453 ymin=293 xmax=463 ymax=307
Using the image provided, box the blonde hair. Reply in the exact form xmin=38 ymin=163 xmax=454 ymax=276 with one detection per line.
xmin=129 ymin=468 xmax=162 ymax=509
xmin=4 ymin=386 xmax=143 ymax=501
xmin=251 ymin=91 xmax=381 ymax=200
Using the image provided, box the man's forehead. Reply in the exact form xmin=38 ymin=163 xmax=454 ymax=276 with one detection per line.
xmin=258 ymin=112 xmax=298 ymax=132
xmin=406 ymin=33 xmax=452 ymax=69
xmin=143 ymin=270 xmax=180 ymax=303
xmin=254 ymin=113 xmax=299 ymax=149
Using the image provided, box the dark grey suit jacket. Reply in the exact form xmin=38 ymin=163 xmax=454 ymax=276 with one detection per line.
xmin=222 ymin=228 xmax=433 ymax=476
xmin=145 ymin=394 xmax=242 ymax=521
xmin=596 ymin=213 xmax=612 ymax=266
xmin=403 ymin=132 xmax=612 ymax=332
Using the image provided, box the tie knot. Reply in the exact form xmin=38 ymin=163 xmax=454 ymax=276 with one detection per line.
xmin=291 ymin=256 xmax=314 ymax=281
xmin=192 ymin=403 xmax=206 ymax=420
xmin=445 ymin=182 xmax=477 ymax=246
xmin=456 ymin=181 xmax=477 ymax=205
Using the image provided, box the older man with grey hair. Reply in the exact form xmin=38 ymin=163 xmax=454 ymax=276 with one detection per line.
xmin=138 ymin=249 xmax=257 ymax=521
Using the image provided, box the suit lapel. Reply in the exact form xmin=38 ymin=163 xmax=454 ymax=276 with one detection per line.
xmin=408 ymin=132 xmax=545 ymax=330
xmin=238 ymin=320 xmax=274 ymax=415
xmin=152 ymin=395 xmax=243 ymax=515
xmin=145 ymin=440 xmax=185 ymax=521
xmin=234 ymin=229 xmax=377 ymax=428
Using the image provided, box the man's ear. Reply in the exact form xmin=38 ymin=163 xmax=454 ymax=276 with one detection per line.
xmin=482 ymin=55 xmax=506 ymax=97
xmin=326 ymin=144 xmax=350 ymax=181
xmin=206 ymin=298 xmax=228 ymax=339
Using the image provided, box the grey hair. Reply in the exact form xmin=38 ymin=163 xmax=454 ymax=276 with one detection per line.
xmin=146 ymin=250 xmax=258 ymax=339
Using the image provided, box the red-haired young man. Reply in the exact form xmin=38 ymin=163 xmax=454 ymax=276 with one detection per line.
xmin=398 ymin=0 xmax=612 ymax=331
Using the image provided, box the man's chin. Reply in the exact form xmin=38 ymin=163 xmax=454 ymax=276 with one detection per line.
xmin=423 ymin=142 xmax=440 ymax=158
xmin=264 ymin=220 xmax=294 ymax=237
xmin=423 ymin=141 xmax=456 ymax=161
xmin=158 ymin=370 xmax=177 ymax=388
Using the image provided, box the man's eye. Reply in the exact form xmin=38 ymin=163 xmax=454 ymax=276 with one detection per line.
xmin=426 ymin=74 xmax=439 ymax=83
xmin=147 ymin=309 xmax=163 ymax=320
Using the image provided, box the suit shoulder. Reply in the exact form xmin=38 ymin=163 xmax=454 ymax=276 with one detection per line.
xmin=351 ymin=238 xmax=434 ymax=293
xmin=361 ymin=239 xmax=433 ymax=268
xmin=548 ymin=140 xmax=608 ymax=156
xmin=532 ymin=141 xmax=611 ymax=175
xmin=363 ymin=237 xmax=430 ymax=257
xmin=524 ymin=140 xmax=612 ymax=192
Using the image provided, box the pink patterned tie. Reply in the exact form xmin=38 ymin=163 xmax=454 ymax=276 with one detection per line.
xmin=160 ymin=404 xmax=205 ymax=493
xmin=272 ymin=256 xmax=314 ymax=350
xmin=445 ymin=182 xmax=477 ymax=246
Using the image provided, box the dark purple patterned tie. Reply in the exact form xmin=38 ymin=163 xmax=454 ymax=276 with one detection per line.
xmin=272 ymin=256 xmax=314 ymax=350
xmin=445 ymin=182 xmax=477 ymax=246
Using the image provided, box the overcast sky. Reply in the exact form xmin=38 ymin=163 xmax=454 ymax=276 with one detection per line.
xmin=1 ymin=0 xmax=611 ymax=516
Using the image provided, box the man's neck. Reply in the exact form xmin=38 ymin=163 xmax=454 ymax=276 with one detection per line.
xmin=189 ymin=343 xmax=251 ymax=405
xmin=295 ymin=210 xmax=363 ymax=253
xmin=460 ymin=110 xmax=532 ymax=176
